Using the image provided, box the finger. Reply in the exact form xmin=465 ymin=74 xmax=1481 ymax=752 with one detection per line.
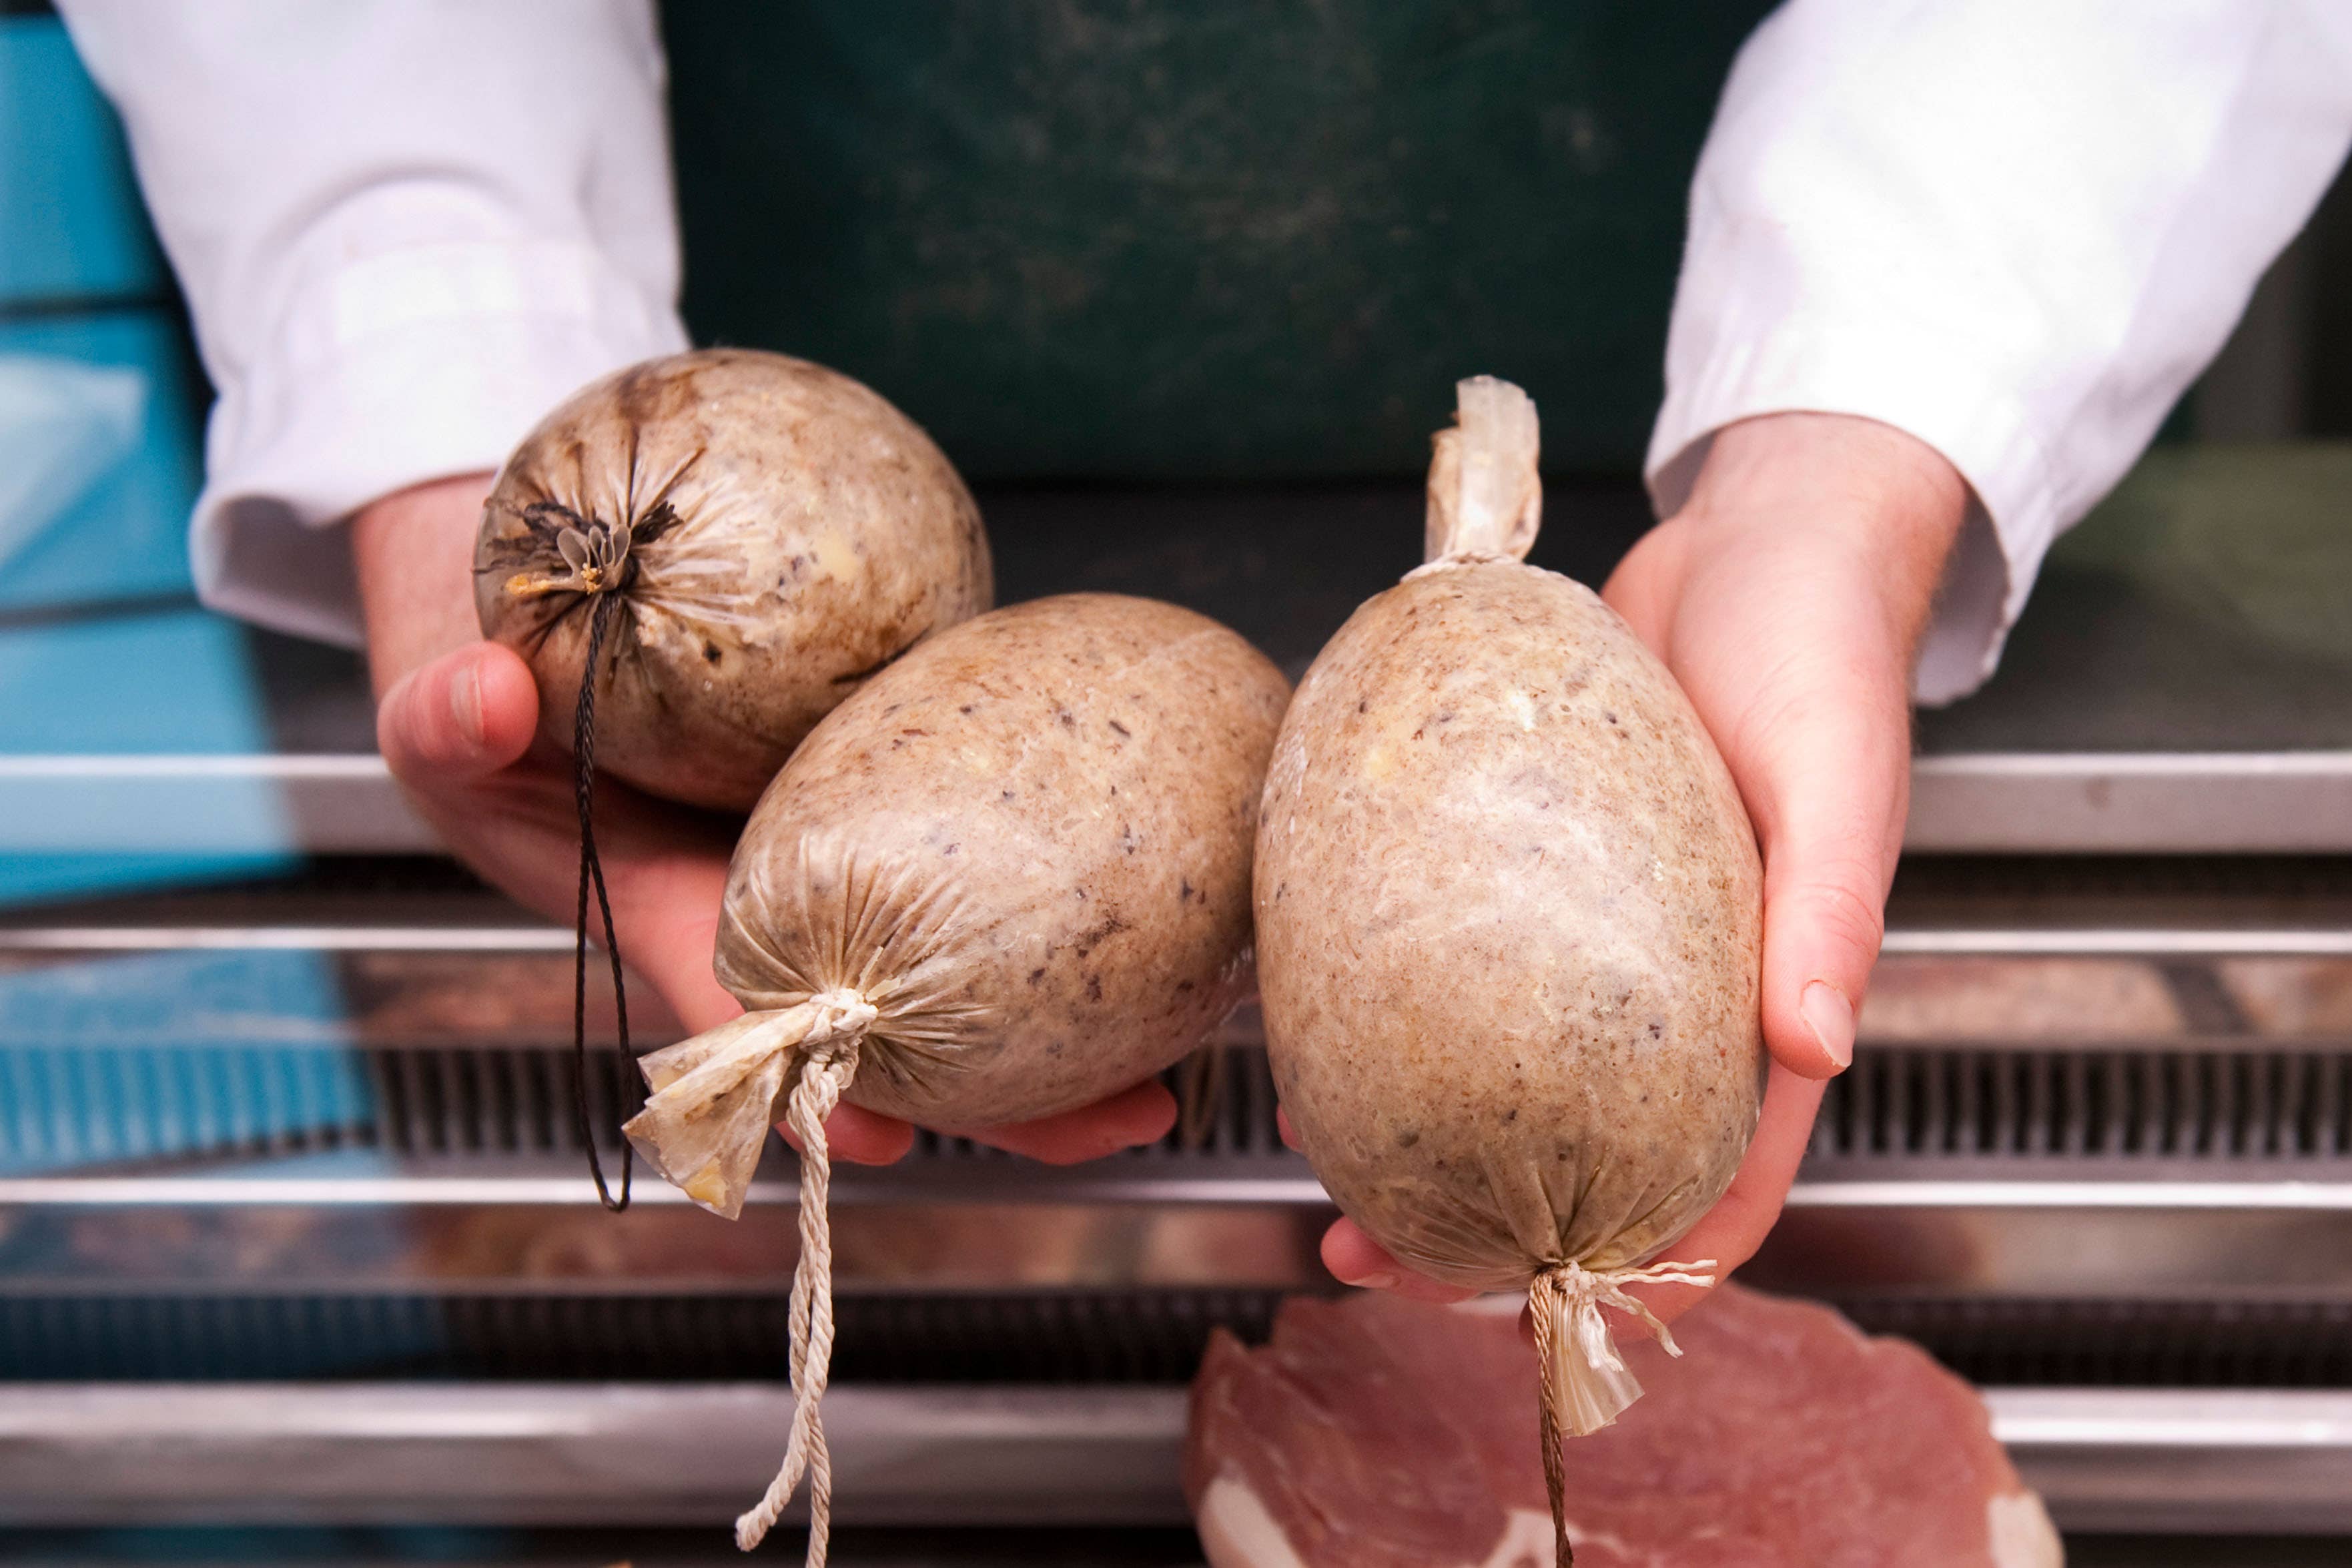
xmin=1622 ymin=1063 xmax=1826 ymax=1329
xmin=777 ymin=1103 xmax=917 ymax=1167
xmin=953 ymin=1079 xmax=1178 ymax=1164
xmin=609 ymin=852 xmax=741 ymax=1037
xmin=1598 ymin=518 xmax=1690 ymax=649
xmin=1276 ymin=1105 xmax=1301 ymax=1151
xmin=1320 ymin=1217 xmax=1478 ymax=1303
xmin=378 ymin=641 xmax=540 ymax=787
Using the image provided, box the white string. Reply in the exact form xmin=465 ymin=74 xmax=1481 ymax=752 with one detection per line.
xmin=1544 ymin=1257 xmax=1718 ymax=1387
xmin=734 ymin=990 xmax=873 ymax=1561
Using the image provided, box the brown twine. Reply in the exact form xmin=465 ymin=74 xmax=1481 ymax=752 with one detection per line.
xmin=572 ymin=581 xmax=634 ymax=1211
xmin=500 ymin=501 xmax=687 ymax=1214
xmin=1527 ymin=1270 xmax=1575 ymax=1568
xmin=1173 ymin=1044 xmax=1227 ymax=1152
xmin=736 ymin=1024 xmax=867 ymax=1561
xmin=1527 ymin=1258 xmax=1721 ymax=1568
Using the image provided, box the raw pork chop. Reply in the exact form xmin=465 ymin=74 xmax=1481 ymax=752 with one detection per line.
xmin=1186 ymin=1284 xmax=2061 ymax=1568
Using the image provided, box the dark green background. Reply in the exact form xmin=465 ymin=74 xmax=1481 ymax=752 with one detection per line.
xmin=662 ymin=1 xmax=1774 ymax=481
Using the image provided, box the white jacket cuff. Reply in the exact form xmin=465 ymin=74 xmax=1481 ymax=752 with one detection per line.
xmin=1645 ymin=308 xmax=2059 ymax=708
xmin=192 ymin=239 xmax=689 ymax=649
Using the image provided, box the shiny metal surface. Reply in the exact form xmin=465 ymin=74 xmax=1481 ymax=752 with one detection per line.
xmin=0 ymin=1170 xmax=1331 ymax=1208
xmin=1904 ymin=753 xmax=2352 ymax=855
xmin=1881 ymin=929 xmax=2352 ymax=956
xmin=22 ymin=723 xmax=2352 ymax=890
xmin=0 ymin=1384 xmax=1193 ymax=1528
xmin=1748 ymin=1192 xmax=2352 ymax=1298
xmin=0 ymin=925 xmax=572 ymax=951
xmin=11 ymin=919 xmax=2352 ymax=957
xmin=1 ymin=1184 xmax=2344 ymax=1302
xmin=0 ymin=755 xmax=438 ymax=856
xmin=2 ymin=857 xmax=2347 ymax=1543
xmin=1997 ymin=1389 xmax=2352 ymax=1535
xmin=1 ymin=1382 xmax=2345 ymax=1534
xmin=10 ymin=931 xmax=2351 ymax=1185
xmin=9 ymin=1171 xmax=2352 ymax=1210
xmin=13 ymin=749 xmax=2352 ymax=857
xmin=3 ymin=903 xmax=2349 ymax=1298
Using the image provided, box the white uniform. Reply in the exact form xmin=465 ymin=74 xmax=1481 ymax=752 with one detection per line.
xmin=1650 ymin=1 xmax=2352 ymax=701
xmin=57 ymin=0 xmax=2352 ymax=697
xmin=55 ymin=0 xmax=687 ymax=647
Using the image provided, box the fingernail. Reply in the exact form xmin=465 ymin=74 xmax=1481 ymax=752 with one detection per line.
xmin=1800 ymin=981 xmax=1855 ymax=1070
xmin=449 ymin=663 xmax=483 ymax=751
xmin=1348 ymin=1271 xmax=1399 ymax=1292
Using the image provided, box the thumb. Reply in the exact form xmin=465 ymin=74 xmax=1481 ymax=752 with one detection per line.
xmin=1745 ymin=691 xmax=1908 ymax=1082
xmin=378 ymin=641 xmax=540 ymax=786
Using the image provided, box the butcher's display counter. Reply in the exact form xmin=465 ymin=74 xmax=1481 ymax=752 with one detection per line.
xmin=5 ymin=449 xmax=2351 ymax=1564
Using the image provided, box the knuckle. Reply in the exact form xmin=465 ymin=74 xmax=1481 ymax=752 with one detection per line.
xmin=378 ymin=664 xmax=486 ymax=785
xmin=1780 ymin=873 xmax=1887 ymax=965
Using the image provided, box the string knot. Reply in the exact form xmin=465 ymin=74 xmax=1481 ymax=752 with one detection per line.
xmin=1528 ymin=1256 xmax=1717 ymax=1567
xmin=803 ymin=989 xmax=879 ymax=1051
xmin=504 ymin=517 xmax=637 ymax=598
xmin=1531 ymin=1256 xmax=1717 ymax=1434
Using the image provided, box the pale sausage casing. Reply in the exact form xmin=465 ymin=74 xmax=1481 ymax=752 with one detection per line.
xmin=664 ymin=589 xmax=1290 ymax=1188
xmin=475 ymin=348 xmax=993 ymax=811
xmin=621 ymin=592 xmax=1288 ymax=1563
xmin=1254 ymin=377 xmax=1764 ymax=1521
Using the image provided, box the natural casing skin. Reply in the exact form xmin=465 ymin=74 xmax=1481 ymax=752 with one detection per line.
xmin=474 ymin=348 xmax=993 ymax=811
xmin=1257 ymin=564 xmax=1764 ymax=1290
xmin=717 ymin=591 xmax=1290 ymax=1128
xmin=1254 ymin=377 xmax=1765 ymax=1304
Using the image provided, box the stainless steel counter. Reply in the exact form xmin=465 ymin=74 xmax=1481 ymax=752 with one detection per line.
xmin=2 ymin=861 xmax=2349 ymax=1538
xmin=5 ymin=1383 xmax=2348 ymax=1535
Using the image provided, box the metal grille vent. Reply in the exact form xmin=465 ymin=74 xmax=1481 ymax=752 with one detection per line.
xmin=0 ymin=1288 xmax=1285 ymax=1384
xmin=1810 ymin=1043 xmax=2352 ymax=1162
xmin=1838 ymin=1295 xmax=2352 ymax=1389
xmin=7 ymin=1287 xmax=2348 ymax=1391
xmin=907 ymin=1042 xmax=1286 ymax=1163
xmin=0 ymin=1043 xmax=641 ymax=1172
xmin=8 ymin=1038 xmax=2352 ymax=1176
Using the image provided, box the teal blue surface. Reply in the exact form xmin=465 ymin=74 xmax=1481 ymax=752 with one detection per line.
xmin=0 ymin=312 xmax=201 ymax=608
xmin=0 ymin=948 xmax=372 ymax=1174
xmin=0 ymin=15 xmax=165 ymax=304
xmin=0 ymin=610 xmax=260 ymax=751
xmin=0 ymin=609 xmax=292 ymax=905
xmin=0 ymin=158 xmax=277 ymax=902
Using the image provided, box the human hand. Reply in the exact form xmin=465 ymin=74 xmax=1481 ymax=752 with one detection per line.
xmin=354 ymin=474 xmax=1176 ymax=1168
xmin=1315 ymin=412 xmax=1970 ymax=1318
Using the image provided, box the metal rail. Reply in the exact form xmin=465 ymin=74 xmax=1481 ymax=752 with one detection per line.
xmin=11 ymin=923 xmax=2352 ymax=958
xmin=0 ymin=1382 xmax=2345 ymax=1533
xmin=6 ymin=1170 xmax=2352 ymax=1210
xmin=8 ymin=749 xmax=2352 ymax=855
xmin=3 ymin=1174 xmax=2347 ymax=1298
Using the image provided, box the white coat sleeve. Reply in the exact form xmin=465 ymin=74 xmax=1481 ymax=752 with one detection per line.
xmin=55 ymin=0 xmax=691 ymax=647
xmin=1648 ymin=1 xmax=2352 ymax=703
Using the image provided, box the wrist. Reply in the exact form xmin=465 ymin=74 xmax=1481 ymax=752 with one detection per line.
xmin=352 ymin=472 xmax=497 ymax=698
xmin=1678 ymin=413 xmax=1968 ymax=633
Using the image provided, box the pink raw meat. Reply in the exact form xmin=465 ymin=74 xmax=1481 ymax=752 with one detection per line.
xmin=1186 ymin=1284 xmax=2062 ymax=1568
